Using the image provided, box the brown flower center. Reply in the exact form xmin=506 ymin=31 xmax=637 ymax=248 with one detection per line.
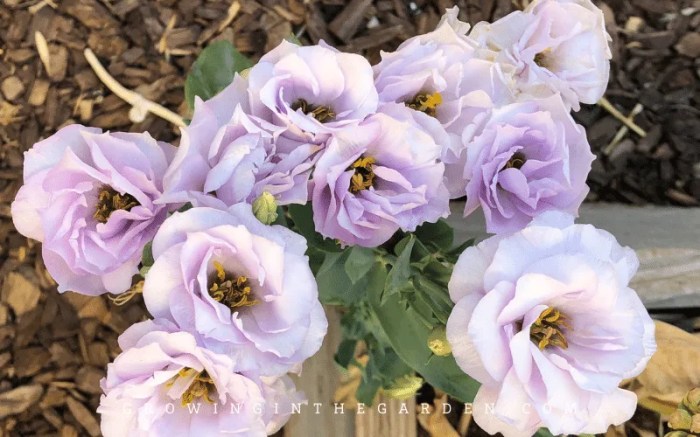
xmin=208 ymin=261 xmax=258 ymax=310
xmin=502 ymin=151 xmax=527 ymax=171
xmin=348 ymin=156 xmax=376 ymax=193
xmin=174 ymin=368 xmax=217 ymax=406
xmin=530 ymin=307 xmax=570 ymax=350
xmin=406 ymin=91 xmax=443 ymax=117
xmin=291 ymin=98 xmax=335 ymax=123
xmin=93 ymin=185 xmax=139 ymax=224
xmin=534 ymin=50 xmax=551 ymax=69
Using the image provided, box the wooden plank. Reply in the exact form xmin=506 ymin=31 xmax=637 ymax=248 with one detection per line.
xmin=447 ymin=202 xmax=700 ymax=250
xmin=284 ymin=307 xmax=355 ymax=437
xmin=448 ymin=202 xmax=700 ymax=309
xmin=355 ymin=396 xmax=417 ymax=437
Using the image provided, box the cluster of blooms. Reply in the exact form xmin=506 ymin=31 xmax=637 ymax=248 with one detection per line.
xmin=10 ymin=0 xmax=655 ymax=436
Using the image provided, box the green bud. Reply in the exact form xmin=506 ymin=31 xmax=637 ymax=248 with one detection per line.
xmin=252 ymin=192 xmax=278 ymax=225
xmin=384 ymin=375 xmax=423 ymax=400
xmin=427 ymin=326 xmax=452 ymax=357
xmin=664 ymin=432 xmax=690 ymax=437
xmin=683 ymin=388 xmax=700 ymax=415
xmin=669 ymin=409 xmax=693 ymax=431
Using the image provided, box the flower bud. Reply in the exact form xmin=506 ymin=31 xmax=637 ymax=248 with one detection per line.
xmin=384 ymin=375 xmax=423 ymax=400
xmin=664 ymin=431 xmax=690 ymax=437
xmin=691 ymin=414 xmax=700 ymax=434
xmin=252 ymin=192 xmax=278 ymax=225
xmin=669 ymin=409 xmax=693 ymax=431
xmin=682 ymin=388 xmax=700 ymax=415
xmin=428 ymin=326 xmax=452 ymax=357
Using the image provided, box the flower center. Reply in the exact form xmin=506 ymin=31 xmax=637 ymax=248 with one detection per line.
xmin=530 ymin=307 xmax=570 ymax=350
xmin=93 ymin=185 xmax=139 ymax=224
xmin=291 ymin=98 xmax=335 ymax=123
xmin=348 ymin=156 xmax=376 ymax=193
xmin=175 ymin=368 xmax=217 ymax=406
xmin=406 ymin=91 xmax=443 ymax=117
xmin=502 ymin=151 xmax=527 ymax=171
xmin=534 ymin=50 xmax=551 ymax=69
xmin=208 ymin=261 xmax=258 ymax=310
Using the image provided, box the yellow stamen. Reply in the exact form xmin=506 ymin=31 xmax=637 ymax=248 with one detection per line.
xmin=349 ymin=156 xmax=376 ymax=193
xmin=502 ymin=152 xmax=527 ymax=171
xmin=171 ymin=368 xmax=217 ymax=406
xmin=530 ymin=307 xmax=570 ymax=350
xmin=93 ymin=185 xmax=139 ymax=224
xmin=209 ymin=261 xmax=258 ymax=309
xmin=406 ymin=91 xmax=443 ymax=117
xmin=291 ymin=98 xmax=335 ymax=123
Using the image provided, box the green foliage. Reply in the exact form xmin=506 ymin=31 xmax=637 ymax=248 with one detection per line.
xmin=367 ymin=262 xmax=480 ymax=403
xmin=139 ymin=242 xmax=154 ymax=276
xmin=414 ymin=219 xmax=454 ymax=251
xmin=329 ymin=229 xmax=478 ymax=405
xmin=283 ymin=205 xmax=478 ymax=405
xmin=383 ymin=236 xmax=415 ymax=301
xmin=184 ymin=40 xmax=253 ymax=110
xmin=534 ymin=428 xmax=556 ymax=437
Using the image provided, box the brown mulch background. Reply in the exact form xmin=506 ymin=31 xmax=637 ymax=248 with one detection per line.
xmin=0 ymin=0 xmax=698 ymax=436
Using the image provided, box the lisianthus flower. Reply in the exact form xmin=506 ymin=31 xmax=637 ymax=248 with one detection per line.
xmin=162 ymin=99 xmax=319 ymax=209
xmin=247 ymin=40 xmax=378 ymax=137
xmin=11 ymin=125 xmax=174 ymax=295
xmin=98 ymin=319 xmax=304 ymax=437
xmin=374 ymin=6 xmax=515 ymax=190
xmin=446 ymin=212 xmax=656 ymax=437
xmin=142 ymin=205 xmax=327 ymax=376
xmin=451 ymin=94 xmax=594 ymax=234
xmin=470 ymin=0 xmax=611 ymax=110
xmin=311 ymin=113 xmax=450 ymax=247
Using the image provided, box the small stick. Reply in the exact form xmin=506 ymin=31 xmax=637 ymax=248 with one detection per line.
xmin=598 ymin=96 xmax=647 ymax=138
xmin=83 ymin=48 xmax=186 ymax=127
xmin=603 ymin=102 xmax=644 ymax=155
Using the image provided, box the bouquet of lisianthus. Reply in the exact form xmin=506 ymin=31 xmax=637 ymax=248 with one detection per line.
xmin=11 ymin=1 xmax=657 ymax=436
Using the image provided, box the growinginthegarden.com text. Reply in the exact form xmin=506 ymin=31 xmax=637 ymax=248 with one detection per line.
xmin=122 ymin=401 xmax=583 ymax=416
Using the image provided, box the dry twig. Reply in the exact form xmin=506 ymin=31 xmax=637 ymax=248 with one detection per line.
xmin=83 ymin=48 xmax=186 ymax=127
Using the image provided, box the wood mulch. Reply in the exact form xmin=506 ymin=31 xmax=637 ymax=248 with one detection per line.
xmin=0 ymin=0 xmax=698 ymax=436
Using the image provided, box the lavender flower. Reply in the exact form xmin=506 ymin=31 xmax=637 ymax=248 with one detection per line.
xmin=98 ymin=319 xmax=303 ymax=437
xmin=470 ymin=0 xmax=612 ymax=110
xmin=11 ymin=125 xmax=174 ymax=295
xmin=162 ymin=98 xmax=319 ymax=209
xmin=453 ymin=95 xmax=594 ymax=234
xmin=374 ymin=7 xmax=515 ymax=188
xmin=446 ymin=212 xmax=656 ymax=436
xmin=247 ymin=40 xmax=378 ymax=137
xmin=142 ymin=205 xmax=327 ymax=376
xmin=311 ymin=113 xmax=450 ymax=247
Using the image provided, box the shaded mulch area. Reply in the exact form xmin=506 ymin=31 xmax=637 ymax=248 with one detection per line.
xmin=0 ymin=0 xmax=698 ymax=436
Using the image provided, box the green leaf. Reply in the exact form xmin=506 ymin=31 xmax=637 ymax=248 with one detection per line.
xmin=141 ymin=242 xmax=154 ymax=267
xmin=384 ymin=236 xmax=416 ymax=301
xmin=138 ymin=242 xmax=154 ymax=277
xmin=334 ymin=339 xmax=357 ymax=368
xmin=414 ymin=219 xmax=454 ymax=250
xmin=177 ymin=202 xmax=193 ymax=213
xmin=185 ymin=40 xmax=253 ymax=110
xmin=344 ymin=247 xmax=376 ymax=284
xmin=315 ymin=250 xmax=371 ymax=306
xmin=287 ymin=204 xmax=340 ymax=252
xmin=272 ymin=206 xmax=288 ymax=227
xmin=367 ymin=263 xmax=480 ymax=403
xmin=356 ymin=372 xmax=382 ymax=405
xmin=534 ymin=428 xmax=555 ymax=437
